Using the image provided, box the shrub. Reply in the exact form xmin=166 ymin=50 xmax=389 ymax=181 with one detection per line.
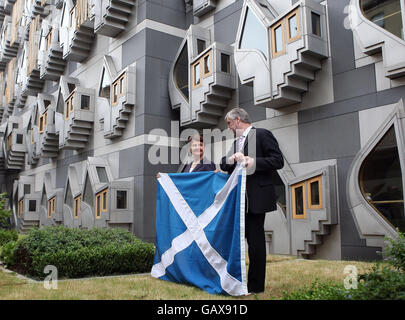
xmin=0 ymin=229 xmax=18 ymax=246
xmin=384 ymin=231 xmax=405 ymax=272
xmin=0 ymin=240 xmax=18 ymax=266
xmin=6 ymin=226 xmax=155 ymax=280
xmin=282 ymin=278 xmax=348 ymax=300
xmin=0 ymin=192 xmax=12 ymax=229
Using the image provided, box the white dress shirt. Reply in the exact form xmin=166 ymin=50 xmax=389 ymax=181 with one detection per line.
xmin=238 ymin=125 xmax=252 ymax=152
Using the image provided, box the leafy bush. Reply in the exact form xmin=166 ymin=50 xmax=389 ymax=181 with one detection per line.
xmin=0 ymin=229 xmax=18 ymax=246
xmin=0 ymin=241 xmax=18 ymax=265
xmin=282 ymin=279 xmax=348 ymax=300
xmin=0 ymin=192 xmax=12 ymax=229
xmin=5 ymin=226 xmax=155 ymax=280
xmin=385 ymin=231 xmax=405 ymax=272
xmin=347 ymin=264 xmax=405 ymax=300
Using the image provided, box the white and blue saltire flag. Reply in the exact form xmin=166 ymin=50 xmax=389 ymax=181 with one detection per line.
xmin=151 ymin=164 xmax=248 ymax=296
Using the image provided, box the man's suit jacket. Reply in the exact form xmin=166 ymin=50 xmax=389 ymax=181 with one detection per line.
xmin=181 ymin=158 xmax=216 ymax=173
xmin=220 ymin=127 xmax=284 ymax=214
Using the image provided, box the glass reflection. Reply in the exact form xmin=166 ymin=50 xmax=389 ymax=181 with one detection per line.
xmin=360 ymin=126 xmax=405 ymax=232
xmin=239 ymin=7 xmax=268 ymax=59
xmin=360 ymin=0 xmax=404 ymax=39
xmin=174 ymin=44 xmax=189 ymax=101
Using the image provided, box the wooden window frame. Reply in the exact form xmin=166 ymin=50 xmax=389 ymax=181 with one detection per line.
xmin=95 ymin=188 xmax=108 ymax=219
xmin=271 ymin=19 xmax=286 ymax=58
xmin=286 ymin=8 xmax=301 ymax=43
xmin=7 ymin=134 xmax=12 ymax=151
xmin=70 ymin=7 xmax=76 ymax=30
xmin=202 ymin=50 xmax=212 ymax=78
xmin=192 ymin=61 xmax=201 ymax=89
xmin=48 ymin=196 xmax=56 ymax=218
xmin=18 ymin=199 xmax=24 ymax=218
xmin=46 ymin=29 xmax=52 ymax=52
xmin=74 ymin=195 xmax=81 ymax=219
xmin=65 ymin=92 xmax=75 ymax=120
xmin=38 ymin=110 xmax=48 ymax=134
xmin=292 ymin=181 xmax=306 ymax=219
xmin=111 ymin=72 xmax=126 ymax=106
xmin=307 ymin=175 xmax=323 ymax=210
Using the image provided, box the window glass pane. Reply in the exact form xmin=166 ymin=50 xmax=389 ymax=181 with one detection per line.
xmin=289 ymin=14 xmax=298 ymax=39
xmin=221 ymin=53 xmax=230 ymax=73
xmin=24 ymin=184 xmax=31 ymax=195
xmin=361 ymin=0 xmax=404 ymax=39
xmin=204 ymin=55 xmax=210 ymax=74
xmin=81 ymin=95 xmax=90 ymax=110
xmin=197 ymin=39 xmax=206 ymax=54
xmin=96 ymin=195 xmax=100 ymax=216
xmin=311 ymin=12 xmax=321 ymax=36
xmin=274 ymin=25 xmax=283 ymax=53
xmin=294 ymin=186 xmax=304 ymax=216
xmin=194 ymin=63 xmax=200 ymax=85
xmin=119 ymin=77 xmax=124 ymax=94
xmin=113 ymin=83 xmax=118 ymax=102
xmin=116 ymin=190 xmax=127 ymax=209
xmin=240 ymin=7 xmax=268 ymax=59
xmin=99 ymin=68 xmax=111 ymax=101
xmin=16 ymin=134 xmax=23 ymax=144
xmin=360 ymin=126 xmax=405 ymax=232
xmin=102 ymin=191 xmax=107 ymax=210
xmin=174 ymin=44 xmax=189 ymax=101
xmin=310 ymin=180 xmax=320 ymax=206
xmin=272 ymin=171 xmax=286 ymax=215
xmin=96 ymin=166 xmax=109 ymax=183
xmin=29 ymin=200 xmax=36 ymax=212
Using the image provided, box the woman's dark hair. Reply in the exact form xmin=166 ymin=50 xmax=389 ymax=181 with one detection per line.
xmin=188 ymin=134 xmax=204 ymax=144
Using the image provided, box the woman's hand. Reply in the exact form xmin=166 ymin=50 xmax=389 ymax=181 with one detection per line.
xmin=214 ymin=169 xmax=220 ymax=173
xmin=156 ymin=172 xmax=161 ymax=179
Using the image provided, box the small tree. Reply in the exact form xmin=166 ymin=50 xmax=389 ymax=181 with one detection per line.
xmin=0 ymin=192 xmax=12 ymax=229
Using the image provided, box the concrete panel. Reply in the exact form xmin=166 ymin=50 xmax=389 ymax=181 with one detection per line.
xmin=333 ymin=64 xmax=376 ymax=102
xmin=213 ymin=0 xmax=242 ymax=45
xmin=299 ymin=112 xmax=361 ymax=162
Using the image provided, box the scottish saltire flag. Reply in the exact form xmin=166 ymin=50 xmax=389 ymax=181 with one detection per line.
xmin=151 ymin=164 xmax=248 ymax=296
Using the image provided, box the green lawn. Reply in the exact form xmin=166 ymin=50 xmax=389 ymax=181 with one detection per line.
xmin=0 ymin=255 xmax=375 ymax=300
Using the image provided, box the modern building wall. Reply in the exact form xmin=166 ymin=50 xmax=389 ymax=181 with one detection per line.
xmin=0 ymin=0 xmax=404 ymax=261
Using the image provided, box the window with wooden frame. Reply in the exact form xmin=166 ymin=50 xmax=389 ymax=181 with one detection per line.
xmin=292 ymin=181 xmax=306 ymax=219
xmin=7 ymin=134 xmax=12 ymax=151
xmin=111 ymin=73 xmax=126 ymax=106
xmin=18 ymin=199 xmax=24 ymax=217
xmin=65 ymin=92 xmax=74 ymax=119
xmin=69 ymin=7 xmax=76 ymax=30
xmin=202 ymin=51 xmax=212 ymax=77
xmin=48 ymin=196 xmax=56 ymax=218
xmin=286 ymin=8 xmax=301 ymax=43
xmin=74 ymin=195 xmax=81 ymax=219
xmin=38 ymin=110 xmax=48 ymax=133
xmin=46 ymin=28 xmax=52 ymax=52
xmin=308 ymin=175 xmax=323 ymax=210
xmin=95 ymin=188 xmax=108 ymax=219
xmin=271 ymin=19 xmax=286 ymax=58
xmin=192 ymin=49 xmax=213 ymax=89
xmin=192 ymin=62 xmax=201 ymax=88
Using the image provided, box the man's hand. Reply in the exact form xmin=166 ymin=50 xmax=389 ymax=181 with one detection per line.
xmin=228 ymin=152 xmax=245 ymax=164
xmin=243 ymin=156 xmax=255 ymax=169
xmin=156 ymin=172 xmax=161 ymax=179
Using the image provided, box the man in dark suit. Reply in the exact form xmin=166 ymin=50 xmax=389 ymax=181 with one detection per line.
xmin=220 ymin=108 xmax=284 ymax=294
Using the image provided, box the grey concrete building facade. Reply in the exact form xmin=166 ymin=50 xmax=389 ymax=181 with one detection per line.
xmin=0 ymin=0 xmax=404 ymax=261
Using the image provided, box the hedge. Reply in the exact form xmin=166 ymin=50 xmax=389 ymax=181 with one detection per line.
xmin=0 ymin=226 xmax=155 ymax=280
xmin=0 ymin=229 xmax=18 ymax=246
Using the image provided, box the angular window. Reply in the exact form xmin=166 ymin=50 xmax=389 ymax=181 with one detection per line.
xmin=48 ymin=196 xmax=56 ymax=217
xmin=221 ymin=53 xmax=230 ymax=73
xmin=74 ymin=195 xmax=81 ymax=219
xmin=308 ymin=176 xmax=323 ymax=210
xmin=193 ymin=62 xmax=201 ymax=87
xmin=311 ymin=12 xmax=321 ymax=36
xmin=96 ymin=166 xmax=109 ymax=183
xmin=81 ymin=95 xmax=90 ymax=110
xmin=18 ymin=199 xmax=24 ymax=217
xmin=292 ymin=182 xmax=306 ymax=219
xmin=287 ymin=10 xmax=300 ymax=41
xmin=174 ymin=44 xmax=189 ymax=101
xmin=99 ymin=68 xmax=111 ymax=102
xmin=272 ymin=171 xmax=286 ymax=215
xmin=29 ymin=200 xmax=36 ymax=212
xmin=239 ymin=7 xmax=268 ymax=59
xmin=197 ymin=39 xmax=206 ymax=54
xmin=360 ymin=0 xmax=404 ymax=39
xmin=360 ymin=126 xmax=405 ymax=232
xmin=116 ymin=190 xmax=127 ymax=209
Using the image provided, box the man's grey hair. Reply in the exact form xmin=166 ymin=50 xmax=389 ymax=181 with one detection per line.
xmin=225 ymin=108 xmax=251 ymax=123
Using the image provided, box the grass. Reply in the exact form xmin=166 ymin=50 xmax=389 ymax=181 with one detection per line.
xmin=0 ymin=255 xmax=375 ymax=300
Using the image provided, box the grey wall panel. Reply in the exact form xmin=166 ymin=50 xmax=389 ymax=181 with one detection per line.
xmin=333 ymin=64 xmax=376 ymax=102
xmin=214 ymin=0 xmax=243 ymax=45
xmin=327 ymin=0 xmax=355 ymax=75
xmin=122 ymin=30 xmax=147 ymax=69
xmin=299 ymin=112 xmax=360 ymax=162
xmin=341 ymin=245 xmax=382 ymax=261
xmin=140 ymin=0 xmax=187 ymax=30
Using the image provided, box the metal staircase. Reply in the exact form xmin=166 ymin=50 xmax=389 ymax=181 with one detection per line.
xmin=94 ymin=0 xmax=136 ymax=37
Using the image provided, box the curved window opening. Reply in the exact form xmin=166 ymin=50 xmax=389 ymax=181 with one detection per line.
xmin=272 ymin=171 xmax=286 ymax=215
xmin=174 ymin=44 xmax=189 ymax=101
xmin=99 ymin=68 xmax=111 ymax=102
xmin=360 ymin=0 xmax=404 ymax=39
xmin=239 ymin=7 xmax=268 ymax=59
xmin=360 ymin=126 xmax=405 ymax=232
